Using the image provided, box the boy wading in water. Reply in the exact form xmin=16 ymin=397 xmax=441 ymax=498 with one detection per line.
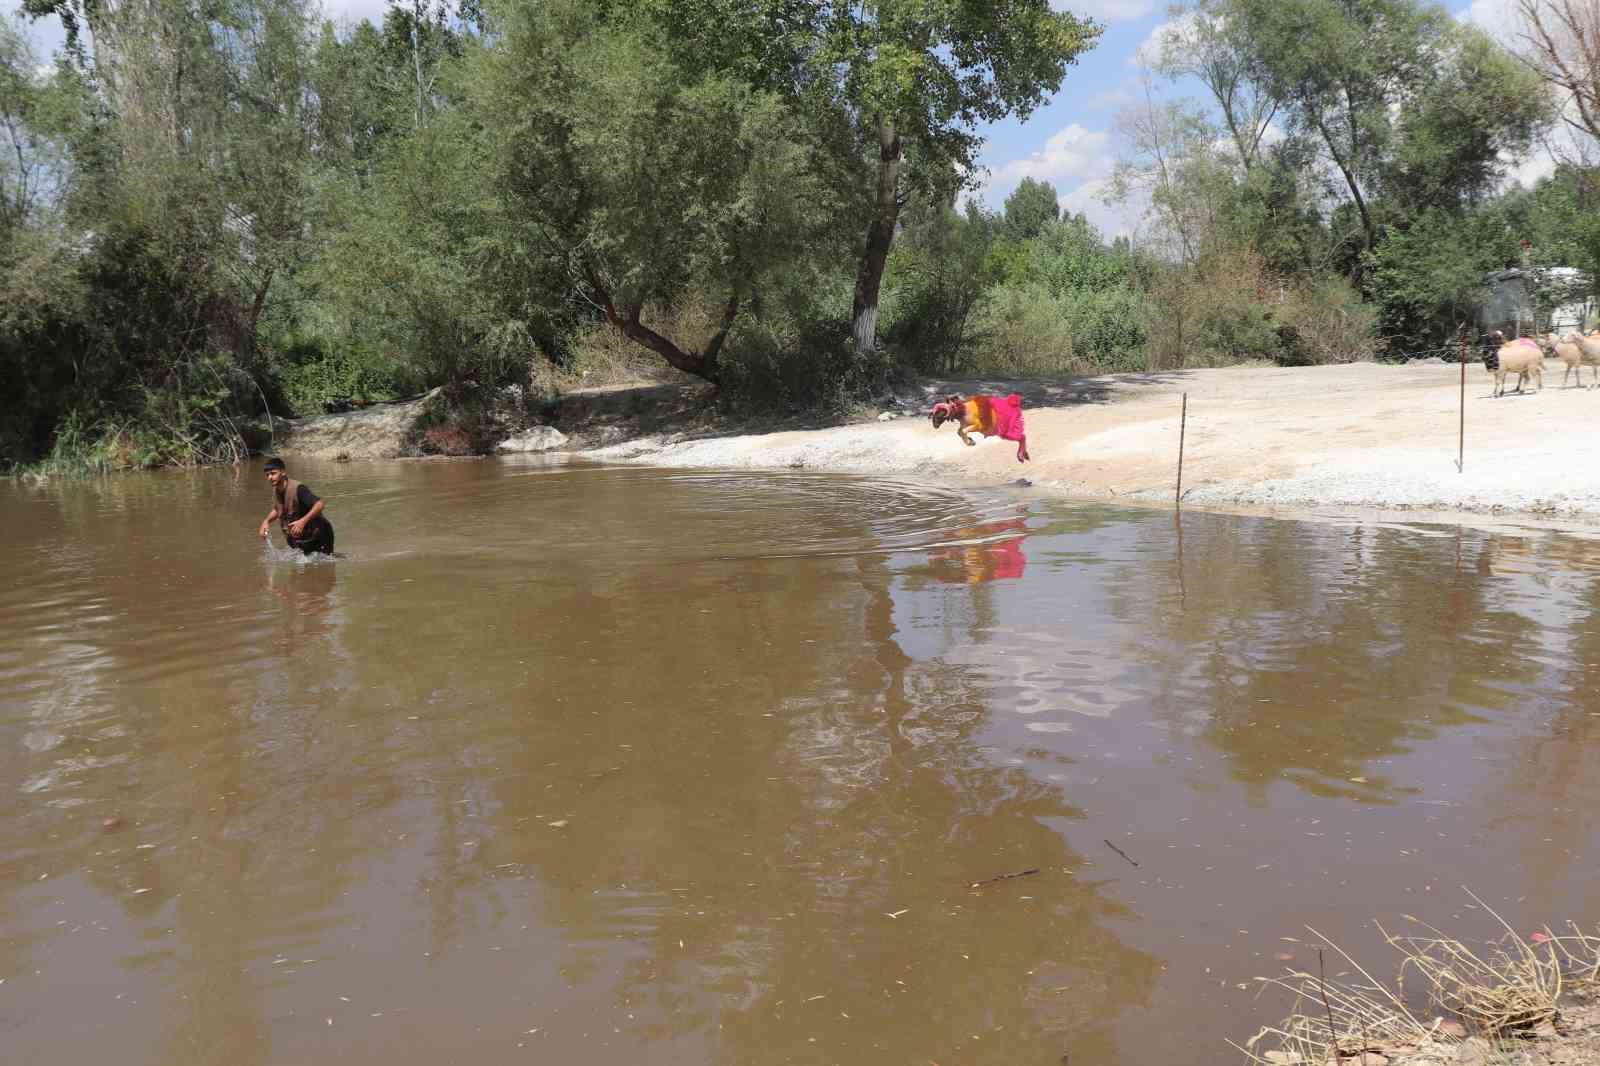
xmin=259 ymin=457 xmax=335 ymax=555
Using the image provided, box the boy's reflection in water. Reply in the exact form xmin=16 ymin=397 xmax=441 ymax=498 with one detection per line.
xmin=266 ymin=560 xmax=338 ymax=641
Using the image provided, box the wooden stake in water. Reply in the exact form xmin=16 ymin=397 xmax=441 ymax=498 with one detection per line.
xmin=1457 ymin=329 xmax=1467 ymax=473
xmin=1175 ymin=392 xmax=1188 ymax=506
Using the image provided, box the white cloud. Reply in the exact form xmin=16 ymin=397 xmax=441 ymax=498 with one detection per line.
xmin=317 ymin=0 xmax=392 ymax=29
xmin=1505 ymin=147 xmax=1557 ymax=189
xmin=1058 ymin=176 xmax=1146 ymax=240
xmin=9 ymin=0 xmax=392 ymax=58
xmin=1457 ymin=0 xmax=1520 ymax=39
xmin=8 ymin=5 xmax=66 ymax=58
xmin=1129 ymin=10 xmax=1197 ymax=68
xmin=1052 ymin=0 xmax=1157 ymax=23
xmin=987 ymin=123 xmax=1114 ymax=188
xmin=1085 ymin=80 xmax=1139 ymax=111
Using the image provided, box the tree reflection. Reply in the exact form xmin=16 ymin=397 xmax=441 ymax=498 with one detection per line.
xmin=1471 ymin=533 xmax=1600 ymax=899
xmin=392 ymin=499 xmax=1161 ymax=1065
xmin=0 ymin=493 xmax=394 ymax=1066
xmin=1120 ymin=515 xmax=1542 ymax=801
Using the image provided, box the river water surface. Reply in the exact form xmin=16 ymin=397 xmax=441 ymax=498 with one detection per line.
xmin=4 ymin=459 xmax=1600 ymax=1065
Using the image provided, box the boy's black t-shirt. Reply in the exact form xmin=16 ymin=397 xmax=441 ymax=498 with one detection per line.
xmin=281 ymin=483 xmax=328 ymax=542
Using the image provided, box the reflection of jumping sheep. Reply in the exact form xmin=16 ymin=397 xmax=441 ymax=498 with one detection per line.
xmin=927 ymin=517 xmax=1028 ymax=585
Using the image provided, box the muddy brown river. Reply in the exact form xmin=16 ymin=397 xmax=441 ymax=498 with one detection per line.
xmin=4 ymin=458 xmax=1600 ymax=1065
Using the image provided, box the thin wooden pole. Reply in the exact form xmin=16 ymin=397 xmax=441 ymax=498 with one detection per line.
xmin=1175 ymin=392 xmax=1188 ymax=506
xmin=1457 ymin=329 xmax=1467 ymax=473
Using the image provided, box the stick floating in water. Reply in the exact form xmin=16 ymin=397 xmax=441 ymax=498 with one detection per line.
xmin=968 ymin=868 xmax=1040 ymax=889
xmin=1103 ymin=840 xmax=1139 ymax=867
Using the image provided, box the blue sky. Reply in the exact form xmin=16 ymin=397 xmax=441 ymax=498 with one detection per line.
xmin=6 ymin=0 xmax=1540 ymax=240
xmin=963 ymin=0 xmax=1539 ymax=238
xmin=970 ymin=0 xmax=1178 ymax=237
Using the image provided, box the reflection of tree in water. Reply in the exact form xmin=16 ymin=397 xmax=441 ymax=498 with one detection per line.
xmin=405 ymin=526 xmax=1161 ymax=1064
xmin=0 ymin=532 xmax=396 ymax=1066
xmin=4 ymin=472 xmax=1161 ymax=1065
xmin=1470 ymin=534 xmax=1600 ymax=896
xmin=1120 ymin=516 xmax=1544 ymax=801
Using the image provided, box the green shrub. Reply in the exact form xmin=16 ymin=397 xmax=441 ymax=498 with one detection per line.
xmin=1195 ymin=297 xmax=1282 ymax=362
xmin=1273 ymin=278 xmax=1376 ymax=365
xmin=1058 ymin=287 xmax=1148 ymax=370
xmin=276 ymin=340 xmax=410 ymax=416
xmin=718 ymin=315 xmax=892 ymax=416
xmin=966 ymin=284 xmax=1079 ymax=376
xmin=964 ymin=283 xmax=1148 ymax=376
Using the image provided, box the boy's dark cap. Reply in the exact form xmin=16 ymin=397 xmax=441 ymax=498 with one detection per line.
xmin=263 ymin=457 xmax=286 ymax=472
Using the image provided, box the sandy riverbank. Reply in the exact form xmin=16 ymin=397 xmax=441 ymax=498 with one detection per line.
xmin=581 ymin=361 xmax=1600 ymax=526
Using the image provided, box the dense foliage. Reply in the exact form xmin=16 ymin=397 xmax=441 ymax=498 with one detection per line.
xmin=0 ymin=0 xmax=1592 ymax=471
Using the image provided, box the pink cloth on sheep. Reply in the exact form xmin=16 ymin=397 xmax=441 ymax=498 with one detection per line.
xmin=992 ymin=393 xmax=1026 ymax=442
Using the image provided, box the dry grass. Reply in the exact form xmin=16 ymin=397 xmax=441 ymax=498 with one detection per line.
xmin=1238 ymin=891 xmax=1600 ymax=1065
xmin=530 ymin=304 xmax=723 ymax=394
xmin=531 ymin=322 xmax=668 ymax=393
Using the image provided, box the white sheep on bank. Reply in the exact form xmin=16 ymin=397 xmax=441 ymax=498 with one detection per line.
xmin=1483 ymin=333 xmax=1544 ymax=397
xmin=1545 ymin=330 xmax=1600 ymax=389
xmin=1568 ymin=329 xmax=1593 ymax=388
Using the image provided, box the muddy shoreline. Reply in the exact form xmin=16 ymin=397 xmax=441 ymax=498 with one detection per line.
xmin=568 ymin=361 xmax=1600 ymax=531
xmin=265 ymin=360 xmax=1600 ymax=533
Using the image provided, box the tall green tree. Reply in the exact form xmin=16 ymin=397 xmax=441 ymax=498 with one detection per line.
xmin=310 ymin=102 xmax=506 ymax=393
xmin=809 ymin=0 xmax=1102 ymax=353
xmin=1111 ymin=91 xmax=1233 ymax=263
xmin=1384 ymin=27 xmax=1550 ymax=215
xmin=6 ymin=0 xmax=329 ymax=462
xmin=1002 ymin=177 xmax=1060 ymax=240
xmin=0 ymin=15 xmax=86 ymax=462
xmin=1155 ymin=0 xmax=1278 ymax=172
xmin=0 ymin=17 xmax=71 ymax=231
xmin=1218 ymin=138 xmax=1342 ymax=278
xmin=883 ymin=199 xmax=1001 ymax=369
xmin=1229 ymin=0 xmax=1445 ymax=256
xmin=1229 ymin=0 xmax=1548 ymax=265
xmin=1366 ymin=207 xmax=1517 ymax=350
xmin=473 ymin=0 xmax=859 ymax=383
